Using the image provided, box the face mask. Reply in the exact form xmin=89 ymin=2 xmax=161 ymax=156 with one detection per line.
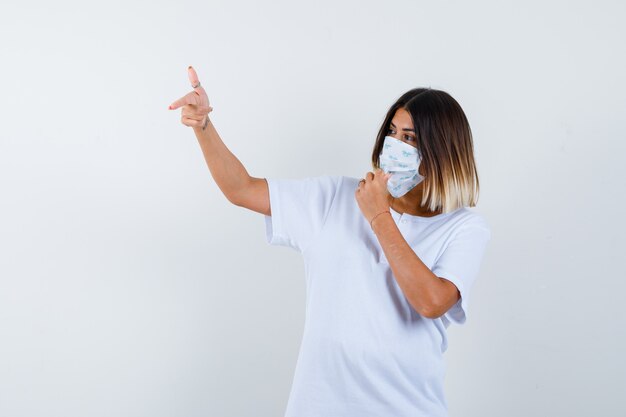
xmin=379 ymin=135 xmax=425 ymax=198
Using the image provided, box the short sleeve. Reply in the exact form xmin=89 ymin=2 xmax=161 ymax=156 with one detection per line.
xmin=431 ymin=220 xmax=492 ymax=326
xmin=263 ymin=175 xmax=342 ymax=253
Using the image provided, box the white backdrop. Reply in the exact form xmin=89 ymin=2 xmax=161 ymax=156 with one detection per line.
xmin=1 ymin=1 xmax=624 ymax=416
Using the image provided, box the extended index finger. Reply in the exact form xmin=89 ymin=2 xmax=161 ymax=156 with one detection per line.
xmin=169 ymin=92 xmax=196 ymax=110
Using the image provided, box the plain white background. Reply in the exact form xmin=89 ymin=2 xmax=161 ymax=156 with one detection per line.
xmin=1 ymin=0 xmax=624 ymax=416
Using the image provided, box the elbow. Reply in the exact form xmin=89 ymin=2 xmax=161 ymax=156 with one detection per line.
xmin=415 ymin=299 xmax=446 ymax=319
xmin=414 ymin=275 xmax=458 ymax=319
xmin=420 ymin=306 xmax=444 ymax=319
xmin=227 ymin=189 xmax=247 ymax=207
xmin=228 ymin=194 xmax=242 ymax=207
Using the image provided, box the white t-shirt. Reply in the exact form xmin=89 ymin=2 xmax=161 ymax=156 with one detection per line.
xmin=263 ymin=175 xmax=492 ymax=417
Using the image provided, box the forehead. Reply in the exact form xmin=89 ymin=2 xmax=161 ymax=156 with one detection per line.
xmin=391 ymin=108 xmax=413 ymax=127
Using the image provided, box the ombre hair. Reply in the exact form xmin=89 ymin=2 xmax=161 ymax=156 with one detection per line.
xmin=371 ymin=88 xmax=480 ymax=214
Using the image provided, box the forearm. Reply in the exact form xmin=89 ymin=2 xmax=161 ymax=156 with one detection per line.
xmin=371 ymin=214 xmax=445 ymax=316
xmin=192 ymin=118 xmax=251 ymax=203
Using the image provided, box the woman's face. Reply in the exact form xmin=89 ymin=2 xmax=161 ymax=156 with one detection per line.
xmin=387 ymin=107 xmax=417 ymax=148
xmin=385 ymin=107 xmax=426 ymax=178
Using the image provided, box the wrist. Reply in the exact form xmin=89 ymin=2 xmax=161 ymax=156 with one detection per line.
xmin=369 ymin=209 xmax=391 ymax=231
xmin=193 ymin=116 xmax=211 ymax=134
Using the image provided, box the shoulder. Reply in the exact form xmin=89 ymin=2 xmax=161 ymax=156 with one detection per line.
xmin=448 ymin=207 xmax=492 ymax=239
xmin=339 ymin=175 xmax=364 ymax=192
xmin=311 ymin=175 xmax=344 ymax=195
xmin=309 ymin=175 xmax=348 ymax=194
xmin=268 ymin=175 xmax=343 ymax=190
xmin=305 ymin=174 xmax=344 ymax=186
xmin=341 ymin=176 xmax=360 ymax=186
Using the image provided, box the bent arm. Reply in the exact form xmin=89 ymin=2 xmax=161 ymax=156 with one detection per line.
xmin=192 ymin=120 xmax=270 ymax=216
xmin=371 ymin=213 xmax=459 ymax=318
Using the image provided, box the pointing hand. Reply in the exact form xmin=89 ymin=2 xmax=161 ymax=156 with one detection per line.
xmin=168 ymin=66 xmax=213 ymax=130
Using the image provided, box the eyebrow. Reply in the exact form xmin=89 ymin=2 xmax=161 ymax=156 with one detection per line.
xmin=390 ymin=121 xmax=415 ymax=132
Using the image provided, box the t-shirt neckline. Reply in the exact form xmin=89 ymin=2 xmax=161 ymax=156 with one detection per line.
xmin=389 ymin=206 xmax=457 ymax=222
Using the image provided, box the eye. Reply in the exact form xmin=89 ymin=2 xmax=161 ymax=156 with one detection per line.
xmin=387 ymin=128 xmax=415 ymax=142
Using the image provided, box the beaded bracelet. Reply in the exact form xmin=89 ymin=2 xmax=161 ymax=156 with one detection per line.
xmin=370 ymin=210 xmax=390 ymax=230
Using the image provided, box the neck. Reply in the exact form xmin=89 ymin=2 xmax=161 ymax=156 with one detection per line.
xmin=388 ymin=192 xmax=442 ymax=217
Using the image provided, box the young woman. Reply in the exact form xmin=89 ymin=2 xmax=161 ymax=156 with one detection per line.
xmin=169 ymin=66 xmax=492 ymax=417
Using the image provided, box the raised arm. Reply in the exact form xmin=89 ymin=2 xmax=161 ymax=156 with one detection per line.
xmin=168 ymin=66 xmax=271 ymax=216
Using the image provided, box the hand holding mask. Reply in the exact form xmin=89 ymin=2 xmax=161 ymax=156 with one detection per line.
xmin=378 ymin=135 xmax=425 ymax=198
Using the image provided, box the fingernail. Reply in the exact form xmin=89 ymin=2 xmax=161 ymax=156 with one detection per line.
xmin=188 ymin=65 xmax=192 ymax=69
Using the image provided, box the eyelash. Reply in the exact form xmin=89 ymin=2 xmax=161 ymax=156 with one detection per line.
xmin=387 ymin=128 xmax=415 ymax=141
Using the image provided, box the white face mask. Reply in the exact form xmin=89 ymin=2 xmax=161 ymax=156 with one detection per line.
xmin=379 ymin=135 xmax=425 ymax=198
